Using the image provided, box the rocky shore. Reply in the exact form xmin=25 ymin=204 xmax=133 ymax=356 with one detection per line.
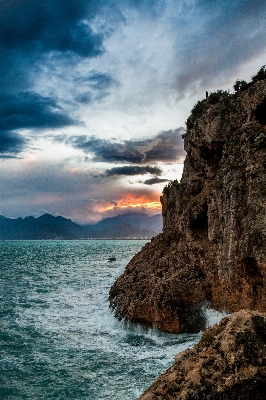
xmin=138 ymin=310 xmax=266 ymax=399
xmin=109 ymin=72 xmax=266 ymax=334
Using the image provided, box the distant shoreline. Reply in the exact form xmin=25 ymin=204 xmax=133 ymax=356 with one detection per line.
xmin=0 ymin=213 xmax=161 ymax=241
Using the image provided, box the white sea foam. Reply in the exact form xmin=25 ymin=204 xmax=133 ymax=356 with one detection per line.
xmin=202 ymin=304 xmax=230 ymax=328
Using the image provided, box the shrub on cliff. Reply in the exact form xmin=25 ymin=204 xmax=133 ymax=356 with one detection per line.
xmin=234 ymin=66 xmax=266 ymax=93
xmin=189 ymin=66 xmax=266 ymax=126
xmin=233 ymin=79 xmax=249 ymax=92
xmin=162 ymin=179 xmax=180 ymax=196
xmin=252 ymin=65 xmax=266 ymax=83
xmin=207 ymin=89 xmax=230 ymax=104
xmin=187 ymin=90 xmax=230 ymax=128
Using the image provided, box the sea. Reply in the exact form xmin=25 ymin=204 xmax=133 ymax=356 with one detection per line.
xmin=0 ymin=240 xmax=226 ymax=400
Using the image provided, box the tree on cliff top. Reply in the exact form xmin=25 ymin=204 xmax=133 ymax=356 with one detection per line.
xmin=234 ymin=65 xmax=266 ymax=93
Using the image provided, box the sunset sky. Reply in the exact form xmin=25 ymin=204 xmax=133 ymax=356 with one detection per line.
xmin=1 ymin=0 xmax=266 ymax=223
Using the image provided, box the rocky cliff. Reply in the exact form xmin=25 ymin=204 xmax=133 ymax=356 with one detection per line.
xmin=109 ymin=72 xmax=266 ymax=333
xmin=138 ymin=310 xmax=266 ymax=399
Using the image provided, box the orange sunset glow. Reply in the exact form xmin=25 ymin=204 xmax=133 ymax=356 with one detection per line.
xmin=95 ymin=192 xmax=162 ymax=213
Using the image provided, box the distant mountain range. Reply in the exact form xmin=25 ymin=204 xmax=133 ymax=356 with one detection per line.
xmin=0 ymin=213 xmax=163 ymax=240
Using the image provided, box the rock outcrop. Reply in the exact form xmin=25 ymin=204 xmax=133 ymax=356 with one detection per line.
xmin=138 ymin=310 xmax=266 ymax=400
xmin=109 ymin=72 xmax=266 ymax=333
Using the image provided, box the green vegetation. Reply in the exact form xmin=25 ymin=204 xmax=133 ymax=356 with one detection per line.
xmin=207 ymin=90 xmax=230 ymax=105
xmin=186 ymin=100 xmax=205 ymax=128
xmin=234 ymin=65 xmax=266 ymax=93
xmin=197 ymin=324 xmax=223 ymax=348
xmin=233 ymin=79 xmax=249 ymax=92
xmin=251 ymin=65 xmax=266 ymax=83
xmin=187 ymin=90 xmax=230 ymax=128
xmin=187 ymin=66 xmax=266 ymax=130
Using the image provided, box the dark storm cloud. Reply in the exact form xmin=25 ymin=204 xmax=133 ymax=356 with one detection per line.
xmin=68 ymin=135 xmax=145 ymax=163
xmin=141 ymin=177 xmax=169 ymax=185
xmin=66 ymin=128 xmax=185 ymax=164
xmin=0 ymin=0 xmax=103 ymax=57
xmin=0 ymin=130 xmax=27 ymax=157
xmin=0 ymin=0 xmax=106 ymax=96
xmin=144 ymin=130 xmax=185 ymax=163
xmin=175 ymin=0 xmax=266 ymax=92
xmin=105 ymin=165 xmax=162 ymax=176
xmin=0 ymin=0 xmax=106 ymax=153
xmin=0 ymin=90 xmax=77 ymax=154
xmin=0 ymin=92 xmax=77 ymax=131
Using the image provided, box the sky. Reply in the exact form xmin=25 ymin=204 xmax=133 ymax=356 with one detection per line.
xmin=0 ymin=0 xmax=266 ymax=224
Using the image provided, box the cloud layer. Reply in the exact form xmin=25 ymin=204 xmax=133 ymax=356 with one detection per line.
xmin=1 ymin=0 xmax=266 ymax=221
xmin=0 ymin=159 xmax=162 ymax=223
xmin=105 ymin=165 xmax=163 ymax=176
xmin=0 ymin=92 xmax=76 ymax=131
xmin=0 ymin=0 xmax=103 ymax=56
xmin=66 ymin=128 xmax=185 ymax=164
xmin=0 ymin=130 xmax=27 ymax=158
xmin=1 ymin=0 xmax=266 ymax=153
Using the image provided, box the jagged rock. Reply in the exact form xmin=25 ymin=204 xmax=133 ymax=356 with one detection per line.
xmin=109 ymin=77 xmax=266 ymax=333
xmin=138 ymin=310 xmax=266 ymax=400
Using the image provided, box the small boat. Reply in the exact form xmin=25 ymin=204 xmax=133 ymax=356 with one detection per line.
xmin=108 ymin=257 xmax=116 ymax=262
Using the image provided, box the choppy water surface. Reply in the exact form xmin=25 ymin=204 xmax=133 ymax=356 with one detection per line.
xmin=0 ymin=240 xmax=201 ymax=399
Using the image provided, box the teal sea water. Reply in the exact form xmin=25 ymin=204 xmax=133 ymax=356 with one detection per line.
xmin=0 ymin=240 xmax=202 ymax=399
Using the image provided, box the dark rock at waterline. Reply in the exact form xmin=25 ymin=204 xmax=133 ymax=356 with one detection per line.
xmin=138 ymin=310 xmax=266 ymax=400
xmin=109 ymin=73 xmax=266 ymax=333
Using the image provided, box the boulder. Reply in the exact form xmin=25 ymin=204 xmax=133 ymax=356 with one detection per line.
xmin=138 ymin=310 xmax=266 ymax=399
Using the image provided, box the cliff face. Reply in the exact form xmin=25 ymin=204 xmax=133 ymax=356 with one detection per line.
xmin=109 ymin=78 xmax=266 ymax=333
xmin=138 ymin=310 xmax=266 ymax=400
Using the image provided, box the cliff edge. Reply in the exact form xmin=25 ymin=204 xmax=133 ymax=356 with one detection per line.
xmin=109 ymin=71 xmax=266 ymax=333
xmin=138 ymin=310 xmax=266 ymax=399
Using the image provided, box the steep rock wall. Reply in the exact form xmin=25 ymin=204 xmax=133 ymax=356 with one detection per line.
xmin=109 ymin=79 xmax=266 ymax=333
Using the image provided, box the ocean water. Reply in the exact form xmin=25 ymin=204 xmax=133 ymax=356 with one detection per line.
xmin=0 ymin=240 xmax=221 ymax=400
